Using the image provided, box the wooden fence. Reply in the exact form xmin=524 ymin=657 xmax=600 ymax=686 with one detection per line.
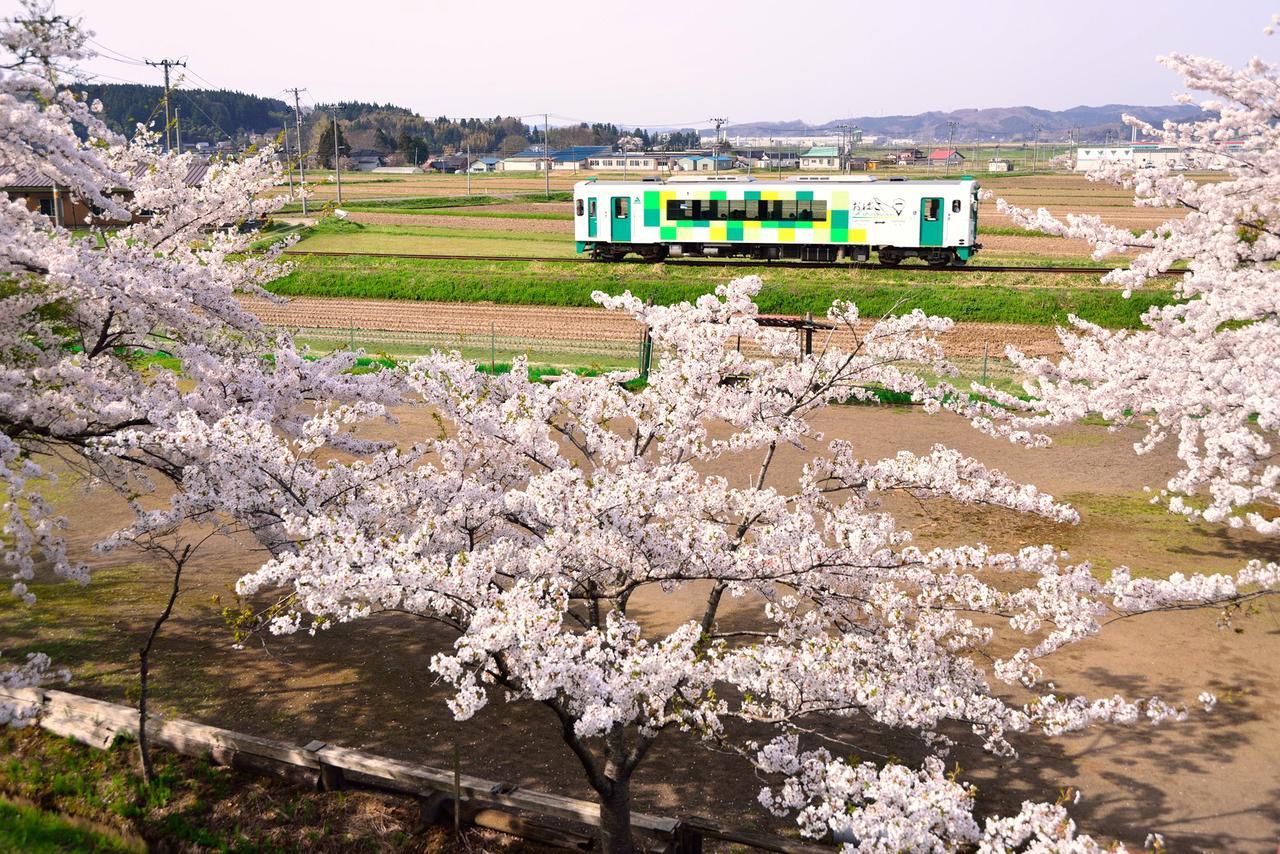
xmin=1 ymin=686 xmax=831 ymax=854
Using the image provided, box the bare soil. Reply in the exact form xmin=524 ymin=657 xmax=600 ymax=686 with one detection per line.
xmin=9 ymin=404 xmax=1279 ymax=851
xmin=241 ymin=295 xmax=1067 ymax=360
xmin=347 ymin=211 xmax=569 ymax=234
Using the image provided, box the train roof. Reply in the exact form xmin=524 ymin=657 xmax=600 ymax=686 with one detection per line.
xmin=574 ymin=176 xmax=978 ymax=188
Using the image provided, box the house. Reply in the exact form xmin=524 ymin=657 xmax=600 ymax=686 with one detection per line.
xmin=500 ymin=146 xmax=552 ymax=172
xmin=550 ymin=145 xmax=612 ymax=171
xmin=886 ymin=148 xmax=925 ymax=166
xmin=3 ymin=162 xmax=211 ymax=226
xmin=469 ymin=157 xmax=501 ymax=173
xmin=675 ymin=154 xmax=735 ymax=172
xmin=846 ymin=157 xmax=869 ymax=171
xmin=426 ymin=155 xmax=470 ymax=173
xmin=348 ymin=149 xmax=385 ymax=171
xmin=928 ymin=149 xmax=965 ymax=166
xmin=799 ymin=146 xmax=840 ymax=170
xmin=988 ymin=158 xmax=1014 ymax=173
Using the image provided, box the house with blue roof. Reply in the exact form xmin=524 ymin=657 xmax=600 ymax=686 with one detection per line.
xmin=550 ymin=145 xmax=612 ymax=171
xmin=469 ymin=156 xmax=502 ymax=173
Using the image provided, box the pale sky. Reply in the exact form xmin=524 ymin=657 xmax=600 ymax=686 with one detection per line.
xmin=29 ymin=0 xmax=1279 ymax=129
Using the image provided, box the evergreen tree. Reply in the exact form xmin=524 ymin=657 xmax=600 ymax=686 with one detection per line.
xmin=314 ymin=119 xmax=349 ymax=168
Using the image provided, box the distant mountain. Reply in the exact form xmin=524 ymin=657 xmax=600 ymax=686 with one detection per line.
xmin=718 ymin=104 xmax=1207 ymax=142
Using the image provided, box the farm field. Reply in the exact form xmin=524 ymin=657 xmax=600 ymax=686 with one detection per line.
xmin=7 ymin=404 xmax=1278 ymax=851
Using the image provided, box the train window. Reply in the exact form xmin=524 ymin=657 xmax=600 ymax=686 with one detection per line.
xmin=795 ymin=201 xmax=828 ymax=221
xmin=588 ymin=198 xmax=597 ymax=218
xmin=727 ymin=200 xmax=747 ymax=220
xmin=951 ymin=199 xmax=961 ymax=213
xmin=576 ymin=199 xmax=584 ymax=216
xmin=923 ymin=199 xmax=940 ymax=221
xmin=614 ymin=197 xmax=629 ymax=219
xmin=693 ymin=200 xmax=722 ymax=220
xmin=755 ymin=200 xmax=770 ymax=221
xmin=666 ymin=199 xmax=691 ymax=221
xmin=768 ymin=200 xmax=796 ymax=220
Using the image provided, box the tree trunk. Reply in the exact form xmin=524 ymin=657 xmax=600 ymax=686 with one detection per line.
xmin=138 ymin=556 xmax=186 ymax=784
xmin=598 ymin=776 xmax=636 ymax=854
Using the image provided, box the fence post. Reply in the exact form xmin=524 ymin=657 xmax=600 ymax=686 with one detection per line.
xmin=303 ymin=740 xmax=344 ymax=792
xmin=670 ymin=820 xmax=704 ymax=854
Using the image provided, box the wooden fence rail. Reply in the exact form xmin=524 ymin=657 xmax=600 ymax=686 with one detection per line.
xmin=1 ymin=686 xmax=830 ymax=854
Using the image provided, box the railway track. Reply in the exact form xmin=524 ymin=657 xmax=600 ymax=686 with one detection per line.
xmin=283 ymin=249 xmax=1172 ymax=277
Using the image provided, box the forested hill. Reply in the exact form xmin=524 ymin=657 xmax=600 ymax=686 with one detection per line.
xmin=79 ymin=84 xmax=290 ymax=142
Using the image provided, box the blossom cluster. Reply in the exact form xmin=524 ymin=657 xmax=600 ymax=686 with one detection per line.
xmin=990 ymin=26 xmax=1280 ymax=536
xmin=0 ymin=1 xmax=395 ymax=720
xmin=229 ymin=274 xmax=1263 ymax=849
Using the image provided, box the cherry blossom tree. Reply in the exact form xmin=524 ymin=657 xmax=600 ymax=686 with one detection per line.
xmin=991 ymin=19 xmax=1279 ymax=538
xmin=227 ymin=273 xmax=1274 ymax=852
xmin=0 ymin=1 xmax=395 ymax=760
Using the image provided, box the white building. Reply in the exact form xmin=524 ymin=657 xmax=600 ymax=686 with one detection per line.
xmin=988 ymin=158 xmax=1014 ymax=173
xmin=799 ymin=146 xmax=840 ymax=170
xmin=1072 ymin=144 xmax=1237 ymax=172
xmin=587 ymin=153 xmax=663 ymax=171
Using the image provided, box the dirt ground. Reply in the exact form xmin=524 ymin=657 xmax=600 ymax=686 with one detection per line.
xmin=241 ymin=294 xmax=1068 ymax=360
xmin=346 ymin=211 xmax=570 ymax=234
xmin=8 ymin=403 xmax=1279 ymax=852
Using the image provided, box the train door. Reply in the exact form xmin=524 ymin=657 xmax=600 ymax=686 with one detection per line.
xmin=919 ymin=197 xmax=944 ymax=247
xmin=610 ymin=196 xmax=631 ymax=242
xmin=587 ymin=197 xmax=598 ymax=238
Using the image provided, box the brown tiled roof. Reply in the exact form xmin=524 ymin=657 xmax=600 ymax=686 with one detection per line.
xmin=2 ymin=160 xmax=211 ymax=191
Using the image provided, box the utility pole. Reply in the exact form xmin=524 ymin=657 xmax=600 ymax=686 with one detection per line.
xmin=945 ymin=120 xmax=958 ymax=176
xmin=283 ymin=127 xmax=294 ymax=198
xmin=544 ymin=113 xmax=551 ymax=199
xmin=286 ymin=87 xmax=308 ymax=215
xmin=709 ymin=117 xmax=728 ymax=172
xmin=175 ymin=105 xmax=182 ymax=153
xmin=145 ymin=58 xmax=185 ymax=152
xmin=466 ymin=142 xmax=471 ymax=196
xmin=331 ymin=109 xmax=343 ymax=206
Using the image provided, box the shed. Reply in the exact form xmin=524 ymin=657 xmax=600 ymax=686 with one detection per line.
xmin=469 ymin=157 xmax=501 ymax=173
xmin=987 ymin=158 xmax=1013 ymax=172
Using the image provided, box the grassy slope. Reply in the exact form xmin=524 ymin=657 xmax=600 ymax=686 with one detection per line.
xmin=270 ymin=255 xmax=1171 ymax=329
xmin=0 ymin=798 xmax=139 ymax=853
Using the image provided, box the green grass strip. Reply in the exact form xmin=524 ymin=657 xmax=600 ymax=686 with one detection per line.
xmin=269 ymin=257 xmax=1172 ymax=329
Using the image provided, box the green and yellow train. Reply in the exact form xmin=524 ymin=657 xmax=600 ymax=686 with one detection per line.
xmin=573 ymin=175 xmax=981 ymax=266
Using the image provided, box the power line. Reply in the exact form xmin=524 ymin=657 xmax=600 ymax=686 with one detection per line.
xmin=183 ymin=65 xmax=225 ymax=92
xmin=172 ymin=84 xmax=232 ymax=141
xmin=87 ymin=38 xmax=146 ymax=65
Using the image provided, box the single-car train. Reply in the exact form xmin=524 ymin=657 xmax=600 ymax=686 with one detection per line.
xmin=573 ymin=174 xmax=981 ymax=266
